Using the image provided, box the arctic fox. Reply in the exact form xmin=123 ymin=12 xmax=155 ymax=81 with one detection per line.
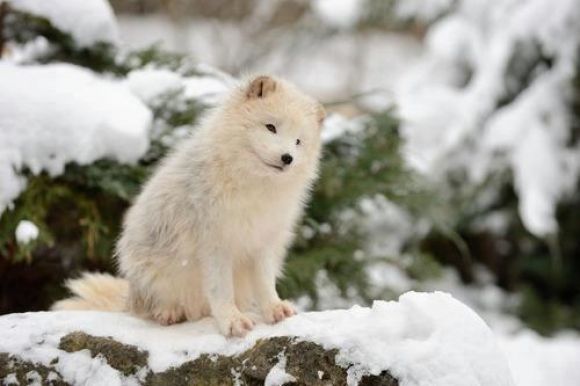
xmin=53 ymin=75 xmax=325 ymax=337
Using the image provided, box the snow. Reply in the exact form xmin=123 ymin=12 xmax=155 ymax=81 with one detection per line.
xmin=125 ymin=69 xmax=183 ymax=105
xmin=126 ymin=67 xmax=232 ymax=107
xmin=3 ymin=373 xmax=18 ymax=385
xmin=479 ymin=71 xmax=575 ymax=236
xmin=423 ymin=268 xmax=580 ymax=386
xmin=14 ymin=220 xmax=39 ymax=244
xmin=500 ymin=331 xmax=580 ymax=386
xmin=264 ymin=353 xmax=296 ymax=386
xmin=394 ymin=0 xmax=580 ymax=237
xmin=182 ymin=76 xmax=231 ymax=105
xmin=321 ymin=114 xmax=366 ymax=143
xmin=7 ymin=0 xmax=119 ymax=47
xmin=0 ymin=292 xmax=514 ymax=386
xmin=0 ymin=63 xmax=152 ymax=216
xmin=394 ymin=0 xmax=454 ymax=23
xmin=116 ymin=15 xmax=422 ymax=102
xmin=312 ymin=0 xmax=364 ymax=29
xmin=358 ymin=195 xmax=417 ymax=257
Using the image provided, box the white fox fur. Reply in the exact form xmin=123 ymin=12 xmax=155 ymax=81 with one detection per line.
xmin=52 ymin=75 xmax=325 ymax=337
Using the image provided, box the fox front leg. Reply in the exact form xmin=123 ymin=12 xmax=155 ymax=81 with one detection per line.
xmin=200 ymin=254 xmax=254 ymax=337
xmin=250 ymin=253 xmax=296 ymax=324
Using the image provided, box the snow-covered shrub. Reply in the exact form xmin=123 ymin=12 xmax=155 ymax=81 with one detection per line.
xmin=0 ymin=62 xmax=152 ymax=215
xmin=395 ymin=0 xmax=580 ymax=237
xmin=393 ymin=0 xmax=580 ymax=332
xmin=0 ymin=2 xmax=437 ymax=316
xmin=3 ymin=0 xmax=121 ymax=72
xmin=0 ymin=3 xmax=241 ymax=311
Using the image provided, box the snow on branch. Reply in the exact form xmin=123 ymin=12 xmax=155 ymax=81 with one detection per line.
xmin=0 ymin=63 xmax=152 ymax=215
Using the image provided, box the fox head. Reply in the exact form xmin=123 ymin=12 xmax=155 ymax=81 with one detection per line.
xmin=211 ymin=75 xmax=325 ymax=181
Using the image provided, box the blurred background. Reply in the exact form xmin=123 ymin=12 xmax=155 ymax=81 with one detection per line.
xmin=1 ymin=0 xmax=579 ymax=384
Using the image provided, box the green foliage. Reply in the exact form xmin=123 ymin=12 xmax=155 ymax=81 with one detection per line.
xmin=4 ymin=5 xmax=580 ymax=338
xmin=0 ymin=6 xmax=452 ymax=313
xmin=0 ymin=8 xmax=212 ymax=313
xmin=280 ymin=112 xmax=435 ymax=306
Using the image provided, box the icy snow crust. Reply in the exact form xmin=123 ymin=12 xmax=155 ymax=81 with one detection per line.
xmin=0 ymin=63 xmax=152 ymax=215
xmin=8 ymin=0 xmax=119 ymax=47
xmin=0 ymin=292 xmax=514 ymax=386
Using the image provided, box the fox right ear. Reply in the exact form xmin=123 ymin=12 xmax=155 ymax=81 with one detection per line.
xmin=246 ymin=76 xmax=277 ymax=99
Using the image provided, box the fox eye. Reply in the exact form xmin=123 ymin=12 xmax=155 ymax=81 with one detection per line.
xmin=265 ymin=124 xmax=277 ymax=134
xmin=296 ymin=139 xmax=301 ymax=145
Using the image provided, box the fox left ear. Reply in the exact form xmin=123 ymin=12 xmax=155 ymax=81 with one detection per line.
xmin=246 ymin=76 xmax=277 ymax=99
xmin=316 ymin=103 xmax=326 ymax=127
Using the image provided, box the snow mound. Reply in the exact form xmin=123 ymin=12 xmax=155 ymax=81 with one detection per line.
xmin=0 ymin=63 xmax=152 ymax=215
xmin=7 ymin=0 xmax=119 ymax=47
xmin=0 ymin=292 xmax=514 ymax=386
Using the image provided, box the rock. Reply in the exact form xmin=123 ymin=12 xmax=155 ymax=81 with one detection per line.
xmin=59 ymin=332 xmax=148 ymax=377
xmin=0 ymin=353 xmax=67 ymax=385
xmin=1 ymin=332 xmax=397 ymax=385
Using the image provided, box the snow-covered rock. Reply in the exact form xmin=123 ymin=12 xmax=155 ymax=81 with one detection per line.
xmin=0 ymin=63 xmax=152 ymax=216
xmin=7 ymin=0 xmax=119 ymax=47
xmin=0 ymin=292 xmax=514 ymax=386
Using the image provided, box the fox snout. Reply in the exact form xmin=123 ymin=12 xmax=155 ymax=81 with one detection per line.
xmin=281 ymin=153 xmax=293 ymax=165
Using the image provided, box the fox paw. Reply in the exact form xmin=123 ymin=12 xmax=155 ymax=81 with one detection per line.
xmin=152 ymin=306 xmax=184 ymax=326
xmin=262 ymin=300 xmax=296 ymax=324
xmin=216 ymin=311 xmax=255 ymax=337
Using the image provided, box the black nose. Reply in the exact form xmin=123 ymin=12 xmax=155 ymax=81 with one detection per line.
xmin=281 ymin=153 xmax=293 ymax=165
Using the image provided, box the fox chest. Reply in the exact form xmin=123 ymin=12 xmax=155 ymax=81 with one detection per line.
xmin=216 ymin=192 xmax=298 ymax=255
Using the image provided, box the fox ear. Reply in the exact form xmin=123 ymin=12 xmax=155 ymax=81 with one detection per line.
xmin=246 ymin=76 xmax=277 ymax=99
xmin=316 ymin=103 xmax=326 ymax=127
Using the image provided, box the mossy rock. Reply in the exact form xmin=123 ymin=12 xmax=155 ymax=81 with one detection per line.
xmin=0 ymin=353 xmax=67 ymax=386
xmin=59 ymin=331 xmax=148 ymax=376
xmin=1 ymin=332 xmax=398 ymax=385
